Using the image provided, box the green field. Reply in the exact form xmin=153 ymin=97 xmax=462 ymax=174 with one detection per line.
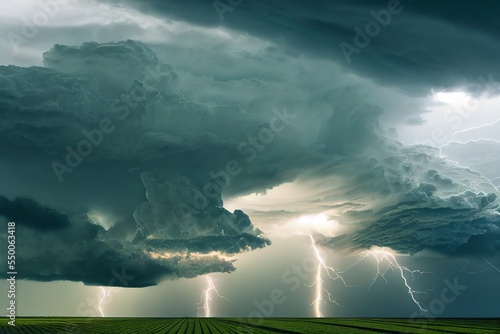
xmin=1 ymin=317 xmax=498 ymax=333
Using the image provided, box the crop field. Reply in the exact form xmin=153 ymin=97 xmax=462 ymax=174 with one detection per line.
xmin=1 ymin=317 xmax=499 ymax=333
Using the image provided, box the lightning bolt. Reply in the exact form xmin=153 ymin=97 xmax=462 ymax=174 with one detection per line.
xmin=483 ymin=258 xmax=500 ymax=273
xmin=135 ymin=225 xmax=145 ymax=237
xmin=306 ymin=234 xmax=435 ymax=317
xmin=196 ymin=276 xmax=228 ymax=317
xmin=456 ymin=259 xmax=490 ymax=274
xmin=458 ymin=258 xmax=500 ymax=274
xmin=98 ymin=287 xmax=111 ymax=317
xmin=307 ymin=234 xmax=347 ymax=317
xmin=351 ymin=248 xmax=433 ymax=314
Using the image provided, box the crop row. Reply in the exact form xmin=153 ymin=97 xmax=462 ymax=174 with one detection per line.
xmin=1 ymin=317 xmax=498 ymax=333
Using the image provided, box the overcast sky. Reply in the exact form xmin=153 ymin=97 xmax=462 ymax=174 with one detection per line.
xmin=0 ymin=0 xmax=499 ymax=319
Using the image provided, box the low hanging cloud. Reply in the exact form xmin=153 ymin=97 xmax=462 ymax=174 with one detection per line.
xmin=0 ymin=39 xmax=499 ymax=288
xmin=0 ymin=40 xmax=273 ymax=287
xmin=2 ymin=196 xmax=236 ymax=287
xmin=101 ymin=0 xmax=500 ymax=95
xmin=0 ymin=196 xmax=71 ymax=230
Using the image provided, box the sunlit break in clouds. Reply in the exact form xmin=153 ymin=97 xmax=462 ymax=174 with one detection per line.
xmin=0 ymin=0 xmax=499 ymax=326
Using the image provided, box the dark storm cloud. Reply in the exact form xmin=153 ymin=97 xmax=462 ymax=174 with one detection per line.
xmin=0 ymin=40 xmax=273 ymax=286
xmin=0 ymin=196 xmax=236 ymax=287
xmin=326 ymin=202 xmax=500 ymax=256
xmin=1 ymin=38 xmax=498 ymax=287
xmin=0 ymin=196 xmax=70 ymax=230
xmin=146 ymin=233 xmax=270 ymax=254
xmin=19 ymin=234 xmax=235 ymax=287
xmin=102 ymin=0 xmax=500 ymax=94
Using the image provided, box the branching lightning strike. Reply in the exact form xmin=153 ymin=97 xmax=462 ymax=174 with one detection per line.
xmin=307 ymin=234 xmax=434 ymax=317
xmin=458 ymin=258 xmax=500 ymax=274
xmin=307 ymin=234 xmax=347 ymax=317
xmin=342 ymin=248 xmax=434 ymax=314
xmin=196 ymin=276 xmax=228 ymax=317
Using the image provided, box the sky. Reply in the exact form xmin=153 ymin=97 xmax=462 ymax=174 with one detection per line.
xmin=0 ymin=0 xmax=499 ymax=320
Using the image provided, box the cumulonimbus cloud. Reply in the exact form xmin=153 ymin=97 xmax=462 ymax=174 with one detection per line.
xmin=0 ymin=39 xmax=498 ymax=288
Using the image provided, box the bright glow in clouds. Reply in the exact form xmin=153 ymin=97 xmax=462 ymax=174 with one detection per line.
xmin=273 ymin=214 xmax=342 ymax=239
xmin=296 ymin=214 xmax=338 ymax=237
xmin=87 ymin=210 xmax=114 ymax=230
xmin=278 ymin=212 xmax=349 ymax=239
xmin=0 ymin=0 xmax=268 ymax=66
xmin=398 ymin=89 xmax=500 ymax=147
xmin=224 ymin=182 xmax=352 ymax=238
xmin=433 ymin=91 xmax=470 ymax=106
xmin=147 ymin=250 xmax=235 ymax=263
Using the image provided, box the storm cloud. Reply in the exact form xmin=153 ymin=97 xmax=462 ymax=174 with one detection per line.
xmin=102 ymin=0 xmax=500 ymax=95
xmin=0 ymin=196 xmax=71 ymax=230
xmin=319 ymin=144 xmax=500 ymax=256
xmin=0 ymin=35 xmax=498 ymax=289
xmin=0 ymin=40 xmax=272 ymax=286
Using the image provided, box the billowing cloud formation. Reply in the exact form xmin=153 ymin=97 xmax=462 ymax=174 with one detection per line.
xmin=0 ymin=40 xmax=271 ymax=286
xmin=318 ymin=144 xmax=500 ymax=256
xmin=1 ymin=39 xmax=498 ymax=288
xmin=102 ymin=0 xmax=500 ymax=95
xmin=1 ymin=196 xmax=237 ymax=287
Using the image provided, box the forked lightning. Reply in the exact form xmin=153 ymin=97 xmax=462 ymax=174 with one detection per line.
xmin=307 ymin=235 xmax=434 ymax=317
xmin=197 ymin=276 xmax=228 ymax=317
